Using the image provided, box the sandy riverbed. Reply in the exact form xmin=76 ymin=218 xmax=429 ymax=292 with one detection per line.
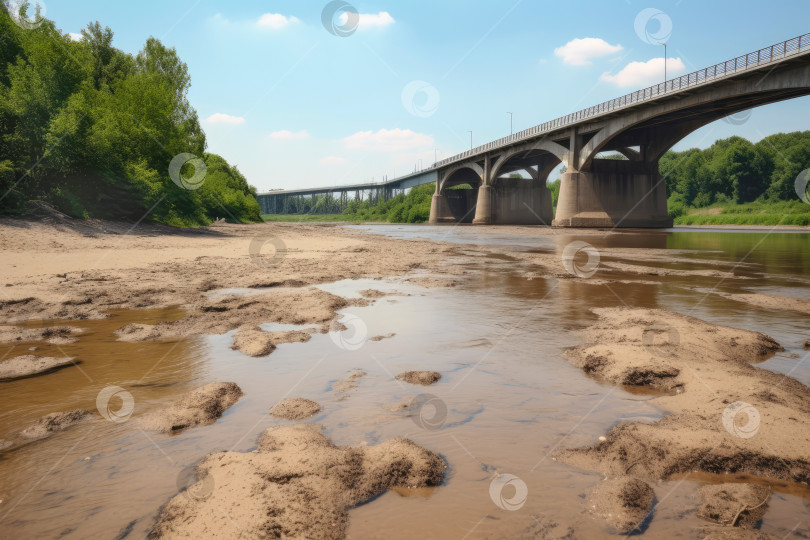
xmin=1 ymin=215 xmax=809 ymax=538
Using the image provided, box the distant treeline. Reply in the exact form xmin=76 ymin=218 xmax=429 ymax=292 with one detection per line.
xmin=662 ymin=132 xmax=810 ymax=218
xmin=0 ymin=5 xmax=261 ymax=225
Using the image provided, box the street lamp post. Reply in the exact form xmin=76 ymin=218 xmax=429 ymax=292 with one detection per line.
xmin=660 ymin=42 xmax=668 ymax=84
xmin=467 ymin=131 xmax=473 ymax=151
xmin=507 ymin=112 xmax=513 ymax=135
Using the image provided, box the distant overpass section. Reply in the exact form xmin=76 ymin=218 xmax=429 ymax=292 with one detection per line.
xmin=255 ymin=170 xmax=437 ymax=214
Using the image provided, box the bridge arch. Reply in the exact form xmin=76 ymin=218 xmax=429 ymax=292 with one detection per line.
xmin=489 ymin=140 xmax=569 ymax=182
xmin=438 ymin=162 xmax=483 ymax=193
xmin=430 ymin=162 xmax=483 ymax=224
xmin=576 ymin=67 xmax=810 ymax=171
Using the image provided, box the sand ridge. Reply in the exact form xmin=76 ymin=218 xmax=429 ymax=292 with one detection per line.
xmin=148 ymin=424 xmax=446 ymax=539
xmin=556 ymin=307 xmax=810 ymax=532
xmin=138 ymin=382 xmax=244 ymax=433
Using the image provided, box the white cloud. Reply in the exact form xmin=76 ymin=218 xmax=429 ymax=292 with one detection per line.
xmin=600 ymin=57 xmax=686 ymax=87
xmin=269 ymin=130 xmax=309 ymax=140
xmin=319 ymin=156 xmax=349 ymax=165
xmin=342 ymin=128 xmax=433 ymax=152
xmin=68 ymin=32 xmax=82 ymax=42
xmin=554 ymin=38 xmax=623 ymax=66
xmin=257 ymin=13 xmax=300 ymax=29
xmin=339 ymin=11 xmax=395 ymax=30
xmin=204 ymin=113 xmax=246 ymax=125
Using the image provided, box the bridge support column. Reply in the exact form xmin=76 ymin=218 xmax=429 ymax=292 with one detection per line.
xmin=429 ymin=193 xmax=456 ymax=224
xmin=552 ymin=160 xmax=672 ymax=228
xmin=472 ymin=185 xmax=493 ymax=224
xmin=490 ymin=180 xmax=553 ymax=225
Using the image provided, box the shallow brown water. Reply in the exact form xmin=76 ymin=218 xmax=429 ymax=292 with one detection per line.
xmin=1 ymin=226 xmax=809 ymax=539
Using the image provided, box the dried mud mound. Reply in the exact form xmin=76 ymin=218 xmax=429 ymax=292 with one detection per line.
xmin=1 ymin=409 xmax=92 ymax=451
xmin=0 ymin=355 xmax=77 ymax=381
xmin=148 ymin=424 xmax=446 ymax=539
xmin=0 ymin=325 xmax=84 ymax=344
xmin=587 ymin=476 xmax=655 ymax=533
xmin=697 ymin=483 xmax=770 ymax=529
xmin=114 ymin=288 xmax=353 ymax=357
xmin=269 ymin=398 xmax=321 ymax=420
xmin=230 ymin=325 xmax=312 ymax=357
xmin=139 ymin=382 xmax=243 ymax=433
xmin=395 ymin=371 xmax=442 ymax=386
xmin=556 ymin=307 xmax=810 ymax=496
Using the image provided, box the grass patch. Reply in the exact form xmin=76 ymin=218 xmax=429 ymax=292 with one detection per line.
xmin=675 ymin=199 xmax=810 ymax=226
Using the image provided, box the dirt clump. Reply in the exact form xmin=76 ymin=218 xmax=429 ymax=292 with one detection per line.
xmin=333 ymin=370 xmax=366 ymax=399
xmin=115 ymin=288 xmax=353 ymax=357
xmin=383 ymin=398 xmax=416 ymax=412
xmin=230 ymin=326 xmax=312 ymax=357
xmin=0 ymin=325 xmax=84 ymax=344
xmin=369 ymin=332 xmax=395 ymax=342
xmin=1 ymin=409 xmax=93 ymax=452
xmin=148 ymin=424 xmax=445 ymax=539
xmin=139 ymin=382 xmax=243 ymax=433
xmin=0 ymin=355 xmax=78 ymax=381
xmin=359 ymin=289 xmax=388 ymax=298
xmin=587 ymin=476 xmax=655 ymax=533
xmin=396 ymin=371 xmax=441 ymax=386
xmin=697 ymin=483 xmax=770 ymax=529
xmin=269 ymin=398 xmax=321 ymax=420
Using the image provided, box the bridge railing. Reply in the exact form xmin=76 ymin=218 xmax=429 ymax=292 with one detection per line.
xmin=434 ymin=32 xmax=810 ymax=168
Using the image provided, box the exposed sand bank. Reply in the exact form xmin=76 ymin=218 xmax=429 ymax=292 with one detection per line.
xmin=555 ymin=307 xmax=810 ymax=532
xmin=0 ymin=355 xmax=78 ymax=381
xmin=148 ymin=424 xmax=446 ymax=539
xmin=138 ymin=382 xmax=243 ymax=433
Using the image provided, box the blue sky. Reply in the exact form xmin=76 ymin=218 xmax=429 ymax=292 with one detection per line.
xmin=45 ymin=0 xmax=810 ymax=192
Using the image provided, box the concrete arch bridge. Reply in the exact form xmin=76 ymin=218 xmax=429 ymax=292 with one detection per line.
xmin=257 ymin=34 xmax=810 ymax=228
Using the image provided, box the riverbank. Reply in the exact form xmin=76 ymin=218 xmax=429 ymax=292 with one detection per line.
xmin=1 ymin=216 xmax=809 ymax=538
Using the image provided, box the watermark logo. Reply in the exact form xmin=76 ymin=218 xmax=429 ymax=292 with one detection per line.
xmin=176 ymin=464 xmax=215 ymax=501
xmin=401 ymin=81 xmax=440 ymax=118
xmin=7 ymin=0 xmax=46 ymax=30
xmin=795 ymin=169 xmax=810 ymax=204
xmin=634 ymin=8 xmax=672 ymax=45
xmin=722 ymin=401 xmax=760 ymax=439
xmin=561 ymin=241 xmax=600 ymax=278
xmin=96 ymin=385 xmax=135 ymax=423
xmin=169 ymin=153 xmax=206 ymax=190
xmin=489 ymin=474 xmax=528 ymax=511
xmin=409 ymin=393 xmax=447 ymax=430
xmin=329 ymin=313 xmax=368 ymax=351
xmin=321 ymin=1 xmax=359 ymax=37
xmin=248 ymin=236 xmax=287 ymax=269
xmin=642 ymin=322 xmax=680 ymax=357
xmin=723 ymin=110 xmax=752 ymax=126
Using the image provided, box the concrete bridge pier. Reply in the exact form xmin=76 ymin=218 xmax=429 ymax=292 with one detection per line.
xmin=429 ymin=193 xmax=457 ymax=224
xmin=471 ymin=185 xmax=492 ymax=224
xmin=492 ymin=178 xmax=553 ymax=225
xmin=552 ymin=159 xmax=672 ymax=228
